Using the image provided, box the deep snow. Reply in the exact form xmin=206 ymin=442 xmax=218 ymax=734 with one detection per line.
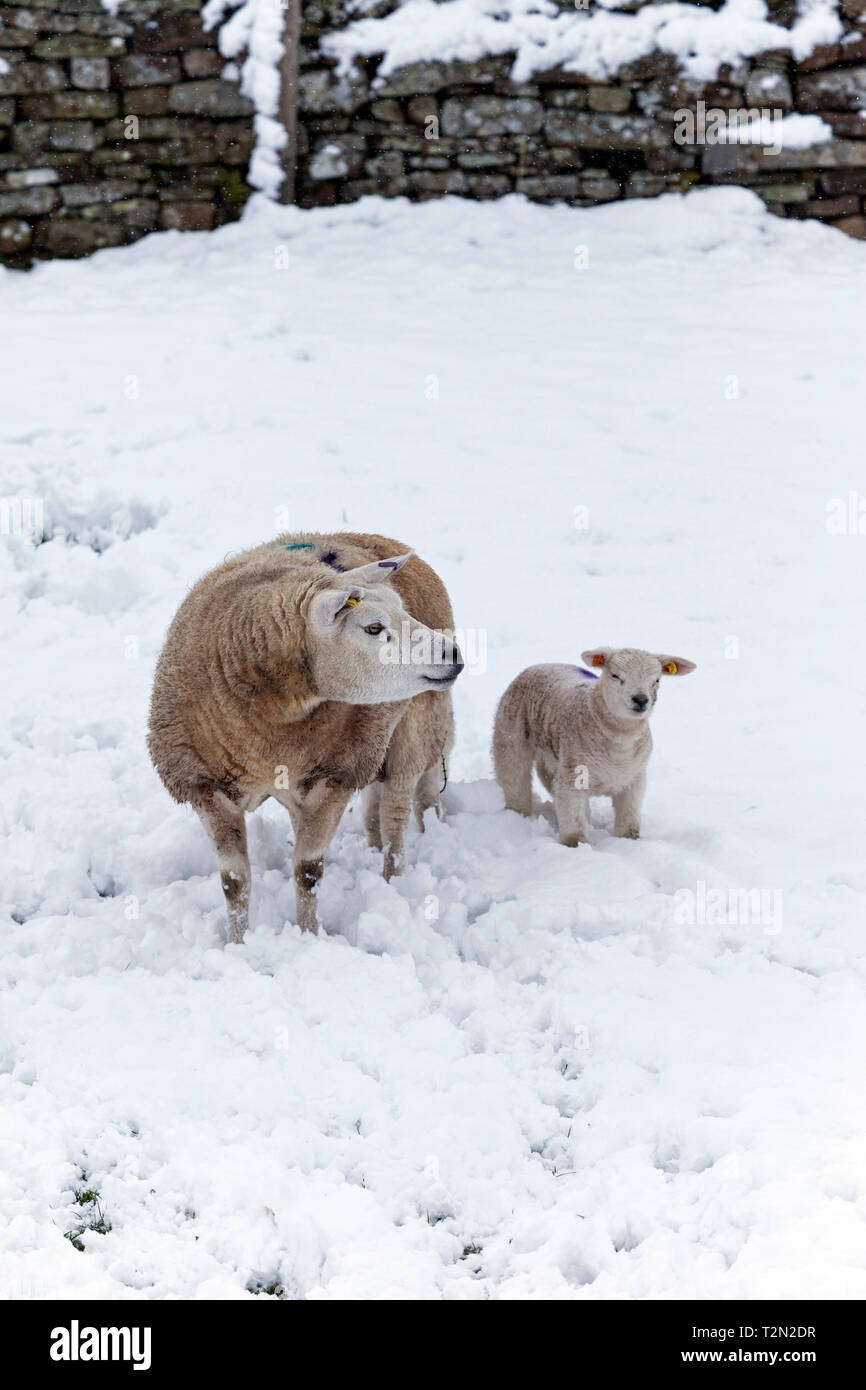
xmin=1 ymin=188 xmax=865 ymax=1299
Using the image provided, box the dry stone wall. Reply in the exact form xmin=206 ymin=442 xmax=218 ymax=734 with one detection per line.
xmin=296 ymin=0 xmax=866 ymax=240
xmin=0 ymin=0 xmax=254 ymax=266
xmin=4 ymin=1 xmax=866 ymax=265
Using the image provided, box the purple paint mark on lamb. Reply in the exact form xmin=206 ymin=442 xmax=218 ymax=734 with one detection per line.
xmin=320 ymin=550 xmax=346 ymax=571
xmin=575 ymin=666 xmax=600 ymax=680
xmin=378 ymin=560 xmax=399 ymax=570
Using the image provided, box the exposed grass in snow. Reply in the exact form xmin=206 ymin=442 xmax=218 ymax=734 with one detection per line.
xmin=1 ymin=189 xmax=865 ymax=1299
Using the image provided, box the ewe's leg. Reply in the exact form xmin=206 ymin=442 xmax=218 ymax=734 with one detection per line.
xmin=291 ymin=783 xmax=353 ymax=933
xmin=195 ymin=791 xmax=250 ymax=944
xmin=361 ymin=782 xmax=383 ymax=850
xmin=493 ymin=721 xmax=534 ymax=816
xmin=553 ymin=766 xmax=590 ymax=848
xmin=534 ymin=749 xmax=556 ymax=797
xmin=413 ymin=763 xmax=442 ymax=830
xmin=379 ymin=776 xmax=417 ymax=880
xmin=613 ymin=770 xmax=646 ymax=840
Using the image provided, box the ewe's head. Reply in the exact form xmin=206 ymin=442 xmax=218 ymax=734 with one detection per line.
xmin=304 ymin=552 xmax=463 ymax=705
xmin=581 ymin=646 xmax=696 ymax=721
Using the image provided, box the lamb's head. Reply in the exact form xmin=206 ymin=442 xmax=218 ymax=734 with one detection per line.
xmin=581 ymin=646 xmax=696 ymax=720
xmin=304 ymin=552 xmax=463 ymax=705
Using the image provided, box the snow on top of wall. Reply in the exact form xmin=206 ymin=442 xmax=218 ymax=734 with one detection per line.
xmin=202 ymin=0 xmax=287 ymax=197
xmin=323 ymin=0 xmax=844 ymax=85
xmin=723 ymin=111 xmax=833 ymax=143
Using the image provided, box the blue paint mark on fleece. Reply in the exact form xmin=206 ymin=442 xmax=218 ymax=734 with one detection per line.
xmin=283 ymin=542 xmax=314 ymax=551
xmin=575 ymin=666 xmax=600 ymax=680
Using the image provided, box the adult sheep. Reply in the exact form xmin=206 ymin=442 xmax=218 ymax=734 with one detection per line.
xmin=147 ymin=532 xmax=463 ymax=940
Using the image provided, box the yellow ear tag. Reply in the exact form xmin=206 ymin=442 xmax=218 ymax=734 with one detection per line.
xmin=592 ymin=655 xmax=605 ymax=667
xmin=664 ymin=662 xmax=677 ymax=674
xmin=344 ymin=596 xmax=362 ymax=608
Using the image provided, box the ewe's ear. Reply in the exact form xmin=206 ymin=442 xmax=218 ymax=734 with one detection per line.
xmin=657 ymin=654 xmax=697 ymax=675
xmin=309 ymin=586 xmax=364 ymax=631
xmin=339 ymin=552 xmax=413 ymax=587
xmin=581 ymin=647 xmax=613 ymax=669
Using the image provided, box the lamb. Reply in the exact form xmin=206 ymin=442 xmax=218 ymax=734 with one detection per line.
xmin=492 ymin=647 xmax=696 ymax=846
xmin=147 ymin=532 xmax=463 ymax=941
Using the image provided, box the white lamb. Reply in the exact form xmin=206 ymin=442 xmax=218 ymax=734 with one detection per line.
xmin=492 ymin=647 xmax=696 ymax=846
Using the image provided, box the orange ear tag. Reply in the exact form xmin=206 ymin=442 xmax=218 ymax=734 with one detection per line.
xmin=664 ymin=662 xmax=677 ymax=674
xmin=592 ymin=655 xmax=605 ymax=667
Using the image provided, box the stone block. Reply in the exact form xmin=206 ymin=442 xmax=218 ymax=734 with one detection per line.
xmin=298 ymin=66 xmax=368 ymax=115
xmin=182 ymin=49 xmax=224 ymax=79
xmin=517 ymin=174 xmax=581 ymax=198
xmin=70 ymin=57 xmax=111 ymax=90
xmin=588 ymin=86 xmax=632 ymax=113
xmin=833 ymin=213 xmax=866 ymax=237
xmin=19 ymin=91 xmax=118 ymax=118
xmin=160 ymin=200 xmax=215 ymax=230
xmin=0 ymin=62 xmax=67 ymax=95
xmin=307 ymin=136 xmax=365 ymax=180
xmin=32 ymin=36 xmax=125 ymax=58
xmin=34 ymin=216 xmax=129 ymax=254
xmin=745 ymin=68 xmax=793 ymax=110
xmin=60 ymin=179 xmax=140 ymax=206
xmin=13 ymin=119 xmax=104 ymax=153
xmin=544 ymin=110 xmax=667 ymax=149
xmin=168 ymin=80 xmax=254 ymax=117
xmin=122 ymin=87 xmax=170 ymax=115
xmin=116 ymin=54 xmax=182 ymax=87
xmin=798 ymin=67 xmax=866 ymax=113
xmin=0 ymin=217 xmax=32 ymax=252
xmin=0 ymin=183 xmax=57 ymax=213
xmin=440 ymin=96 xmax=544 ymax=137
xmin=377 ymin=57 xmax=511 ymax=96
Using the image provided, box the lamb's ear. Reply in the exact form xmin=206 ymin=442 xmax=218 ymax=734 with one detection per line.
xmin=656 ymin=654 xmax=697 ymax=675
xmin=309 ymin=585 xmax=365 ymax=631
xmin=581 ymin=647 xmax=613 ymax=669
xmin=338 ymin=552 xmax=414 ymax=587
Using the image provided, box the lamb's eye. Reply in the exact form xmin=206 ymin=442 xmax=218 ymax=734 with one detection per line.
xmin=364 ymin=623 xmax=385 ymax=636
xmin=610 ymin=673 xmax=623 ymax=684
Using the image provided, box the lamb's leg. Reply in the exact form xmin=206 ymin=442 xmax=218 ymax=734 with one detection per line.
xmin=291 ymin=783 xmax=353 ymax=933
xmin=361 ymin=782 xmax=383 ymax=850
xmin=413 ymin=763 xmax=442 ymax=830
xmin=493 ymin=719 xmax=534 ymax=816
xmin=195 ymin=790 xmax=251 ymax=944
xmin=612 ymin=770 xmax=646 ymax=840
xmin=553 ymin=767 xmax=590 ymax=848
xmin=379 ymin=775 xmax=417 ymax=880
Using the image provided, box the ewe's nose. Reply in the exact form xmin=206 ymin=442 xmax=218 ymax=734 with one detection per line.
xmin=448 ymin=642 xmax=464 ymax=676
xmin=632 ymin=692 xmax=649 ymax=711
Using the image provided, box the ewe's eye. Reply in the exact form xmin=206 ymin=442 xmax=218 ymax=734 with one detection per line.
xmin=364 ymin=623 xmax=385 ymax=636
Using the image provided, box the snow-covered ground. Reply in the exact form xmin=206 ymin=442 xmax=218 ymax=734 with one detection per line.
xmin=1 ymin=188 xmax=865 ymax=1300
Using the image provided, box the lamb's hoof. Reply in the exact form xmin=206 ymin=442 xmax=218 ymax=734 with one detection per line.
xmin=559 ymin=834 xmax=588 ymax=848
xmin=616 ymin=827 xmax=640 ymax=840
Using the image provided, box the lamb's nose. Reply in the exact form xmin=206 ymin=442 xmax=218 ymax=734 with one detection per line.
xmin=451 ymin=645 xmax=464 ymax=676
xmin=632 ymin=693 xmax=649 ymax=710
